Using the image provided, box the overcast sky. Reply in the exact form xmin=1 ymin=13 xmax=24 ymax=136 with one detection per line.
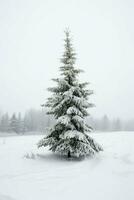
xmin=0 ymin=0 xmax=134 ymax=119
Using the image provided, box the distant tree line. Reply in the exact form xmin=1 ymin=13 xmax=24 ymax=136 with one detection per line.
xmin=0 ymin=109 xmax=54 ymax=134
xmin=88 ymin=115 xmax=134 ymax=132
xmin=0 ymin=110 xmax=134 ymax=134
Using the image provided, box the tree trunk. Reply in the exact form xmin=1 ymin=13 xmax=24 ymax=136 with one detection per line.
xmin=68 ymin=151 xmax=71 ymax=158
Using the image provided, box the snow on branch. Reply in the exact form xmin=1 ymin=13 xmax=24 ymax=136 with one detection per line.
xmin=67 ymin=106 xmax=83 ymax=117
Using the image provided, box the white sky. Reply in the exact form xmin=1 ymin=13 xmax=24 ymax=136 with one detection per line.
xmin=0 ymin=0 xmax=134 ymax=119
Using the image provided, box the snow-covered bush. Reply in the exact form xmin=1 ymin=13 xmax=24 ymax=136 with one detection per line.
xmin=24 ymin=152 xmax=36 ymax=159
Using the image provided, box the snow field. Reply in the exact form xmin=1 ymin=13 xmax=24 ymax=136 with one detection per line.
xmin=0 ymin=132 xmax=134 ymax=200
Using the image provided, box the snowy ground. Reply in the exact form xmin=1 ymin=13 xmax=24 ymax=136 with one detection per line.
xmin=0 ymin=132 xmax=134 ymax=200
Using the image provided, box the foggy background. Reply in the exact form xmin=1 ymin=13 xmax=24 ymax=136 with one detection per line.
xmin=0 ymin=0 xmax=134 ymax=128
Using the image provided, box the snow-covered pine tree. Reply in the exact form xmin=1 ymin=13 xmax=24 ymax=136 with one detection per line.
xmin=0 ymin=113 xmax=10 ymax=132
xmin=10 ymin=113 xmax=18 ymax=133
xmin=17 ymin=112 xmax=24 ymax=134
xmin=38 ymin=30 xmax=103 ymax=157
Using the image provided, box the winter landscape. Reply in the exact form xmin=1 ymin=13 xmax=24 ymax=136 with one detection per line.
xmin=0 ymin=132 xmax=134 ymax=200
xmin=1 ymin=0 xmax=134 ymax=200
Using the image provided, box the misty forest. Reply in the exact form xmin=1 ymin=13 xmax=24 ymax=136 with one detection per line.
xmin=0 ymin=110 xmax=134 ymax=134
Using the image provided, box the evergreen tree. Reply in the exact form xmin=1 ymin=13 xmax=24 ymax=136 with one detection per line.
xmin=101 ymin=115 xmax=110 ymax=131
xmin=38 ymin=30 xmax=103 ymax=157
xmin=0 ymin=113 xmax=10 ymax=132
xmin=112 ymin=118 xmax=122 ymax=131
xmin=10 ymin=113 xmax=18 ymax=133
xmin=16 ymin=112 xmax=24 ymax=134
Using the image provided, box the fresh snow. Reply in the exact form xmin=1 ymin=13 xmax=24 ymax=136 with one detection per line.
xmin=60 ymin=130 xmax=85 ymax=140
xmin=0 ymin=132 xmax=134 ymax=200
